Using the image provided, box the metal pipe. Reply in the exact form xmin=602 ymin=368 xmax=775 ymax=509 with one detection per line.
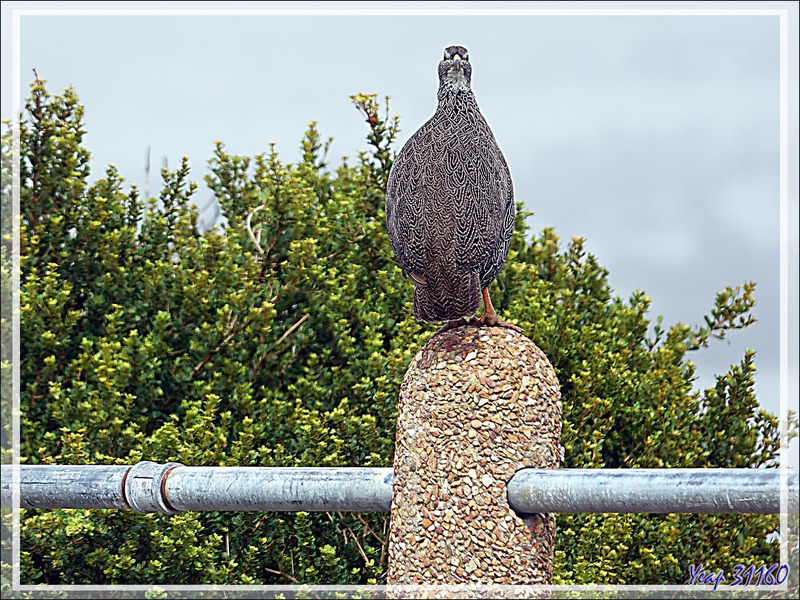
xmin=0 ymin=463 xmax=394 ymax=513
xmin=125 ymin=460 xmax=183 ymax=514
xmin=164 ymin=466 xmax=393 ymax=512
xmin=506 ymin=468 xmax=798 ymax=515
xmin=0 ymin=464 xmax=131 ymax=510
xmin=2 ymin=464 xmax=795 ymax=514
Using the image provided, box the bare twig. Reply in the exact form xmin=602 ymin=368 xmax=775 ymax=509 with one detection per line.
xmin=270 ymin=277 xmax=296 ymax=304
xmin=275 ymin=313 xmax=310 ymax=346
xmin=379 ymin=516 xmax=389 ymax=565
xmin=189 ymin=314 xmax=241 ymax=378
xmin=264 ymin=566 xmax=300 ymax=584
xmin=246 ymin=204 xmax=267 ymax=255
xmin=327 ymin=512 xmax=369 ymax=563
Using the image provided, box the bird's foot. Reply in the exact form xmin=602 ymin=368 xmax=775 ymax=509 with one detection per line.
xmin=479 ymin=312 xmax=523 ymax=332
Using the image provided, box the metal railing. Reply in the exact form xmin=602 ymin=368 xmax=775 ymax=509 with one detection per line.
xmin=1 ymin=462 xmax=796 ymax=515
xmin=507 ymin=468 xmax=797 ymax=514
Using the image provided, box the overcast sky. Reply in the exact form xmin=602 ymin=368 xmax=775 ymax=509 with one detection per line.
xmin=2 ymin=1 xmax=798 ymax=467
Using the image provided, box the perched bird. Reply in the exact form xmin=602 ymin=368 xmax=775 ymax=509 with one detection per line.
xmin=386 ymin=45 xmax=521 ymax=334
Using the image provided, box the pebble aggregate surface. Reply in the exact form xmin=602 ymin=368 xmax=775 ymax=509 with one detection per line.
xmin=388 ymin=325 xmax=563 ymax=587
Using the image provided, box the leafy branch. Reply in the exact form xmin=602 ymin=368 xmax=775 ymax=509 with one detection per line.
xmin=649 ymin=282 xmax=757 ymax=351
xmin=349 ymin=93 xmax=400 ymax=190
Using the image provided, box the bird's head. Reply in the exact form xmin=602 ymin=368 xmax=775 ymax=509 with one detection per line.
xmin=438 ymin=45 xmax=472 ymax=92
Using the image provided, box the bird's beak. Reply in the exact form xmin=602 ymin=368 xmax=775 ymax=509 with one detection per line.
xmin=453 ymin=55 xmax=462 ymax=70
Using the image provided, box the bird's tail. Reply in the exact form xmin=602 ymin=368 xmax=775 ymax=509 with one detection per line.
xmin=412 ymin=270 xmax=482 ymax=323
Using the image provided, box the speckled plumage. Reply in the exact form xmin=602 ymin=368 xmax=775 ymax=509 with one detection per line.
xmin=386 ymin=45 xmax=516 ymax=324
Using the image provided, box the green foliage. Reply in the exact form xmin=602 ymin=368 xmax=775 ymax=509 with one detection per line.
xmin=4 ymin=79 xmax=791 ymax=588
xmin=1 ymin=115 xmax=12 ymax=468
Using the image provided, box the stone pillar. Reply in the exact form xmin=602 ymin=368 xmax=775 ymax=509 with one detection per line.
xmin=388 ymin=326 xmax=562 ymax=586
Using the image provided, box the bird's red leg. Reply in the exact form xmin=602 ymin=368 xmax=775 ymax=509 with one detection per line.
xmin=480 ymin=288 xmax=523 ymax=332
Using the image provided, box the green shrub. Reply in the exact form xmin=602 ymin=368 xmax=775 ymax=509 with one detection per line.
xmin=2 ymin=78 xmax=791 ymax=586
